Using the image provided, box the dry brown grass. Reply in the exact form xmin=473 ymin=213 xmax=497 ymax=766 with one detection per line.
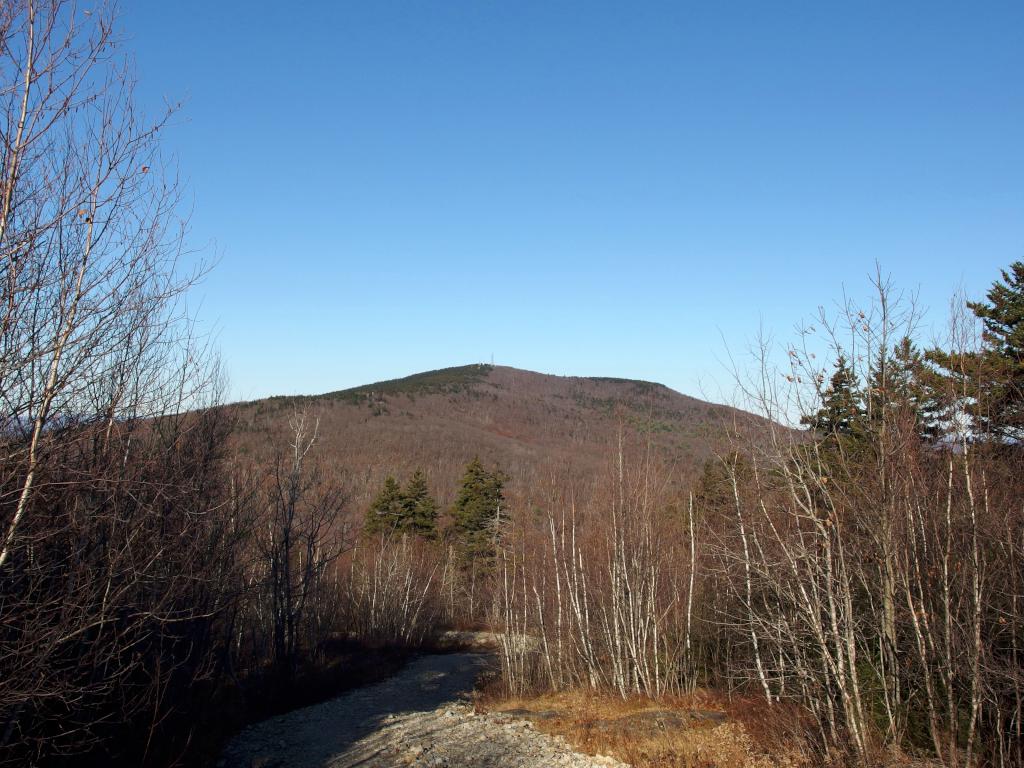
xmin=477 ymin=689 xmax=816 ymax=768
xmin=478 ymin=687 xmax=950 ymax=768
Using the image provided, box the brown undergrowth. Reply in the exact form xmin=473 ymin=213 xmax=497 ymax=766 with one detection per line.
xmin=477 ymin=688 xmax=816 ymax=768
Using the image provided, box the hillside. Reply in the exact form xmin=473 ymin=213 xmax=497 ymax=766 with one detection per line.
xmin=228 ymin=364 xmax=752 ymax=515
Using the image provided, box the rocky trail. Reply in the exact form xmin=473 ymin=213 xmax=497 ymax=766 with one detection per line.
xmin=219 ymin=652 xmax=628 ymax=768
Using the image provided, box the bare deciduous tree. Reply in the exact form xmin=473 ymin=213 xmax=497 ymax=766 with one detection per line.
xmin=0 ymin=3 xmax=233 ymax=763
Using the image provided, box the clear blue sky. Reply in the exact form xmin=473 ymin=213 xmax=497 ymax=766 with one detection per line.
xmin=127 ymin=1 xmax=1022 ymax=403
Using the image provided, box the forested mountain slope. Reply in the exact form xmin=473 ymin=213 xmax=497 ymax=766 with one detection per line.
xmin=228 ymin=364 xmax=754 ymax=513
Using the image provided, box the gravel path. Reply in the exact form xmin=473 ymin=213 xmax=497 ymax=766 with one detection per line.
xmin=219 ymin=652 xmax=628 ymax=768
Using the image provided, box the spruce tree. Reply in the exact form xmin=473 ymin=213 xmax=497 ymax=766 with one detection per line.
xmin=450 ymin=457 xmax=506 ymax=565
xmin=802 ymin=354 xmax=865 ymax=438
xmin=364 ymin=476 xmax=403 ymax=536
xmin=867 ymin=337 xmax=942 ymax=441
xmin=928 ymin=261 xmax=1024 ymax=441
xmin=968 ymin=261 xmax=1024 ymax=440
xmin=401 ymin=469 xmax=438 ymax=539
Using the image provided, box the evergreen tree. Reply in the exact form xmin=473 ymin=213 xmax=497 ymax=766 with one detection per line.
xmin=450 ymin=457 xmax=506 ymax=565
xmin=928 ymin=261 xmax=1024 ymax=441
xmin=693 ymin=452 xmax=752 ymax=512
xmin=802 ymin=354 xmax=865 ymax=438
xmin=867 ymin=337 xmax=942 ymax=441
xmin=364 ymin=476 xmax=403 ymax=536
xmin=400 ymin=470 xmax=439 ymax=539
xmin=968 ymin=261 xmax=1024 ymax=440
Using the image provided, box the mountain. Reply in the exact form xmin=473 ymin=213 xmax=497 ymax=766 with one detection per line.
xmin=228 ymin=364 xmax=753 ymax=516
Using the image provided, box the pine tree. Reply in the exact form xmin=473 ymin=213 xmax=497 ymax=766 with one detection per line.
xmin=401 ymin=469 xmax=438 ymax=539
xmin=450 ymin=457 xmax=506 ymax=565
xmin=364 ymin=476 xmax=404 ymax=536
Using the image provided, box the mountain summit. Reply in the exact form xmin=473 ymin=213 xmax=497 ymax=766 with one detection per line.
xmin=230 ymin=365 xmax=747 ymax=510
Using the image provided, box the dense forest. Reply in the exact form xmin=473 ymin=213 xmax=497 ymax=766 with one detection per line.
xmin=1 ymin=3 xmax=1022 ymax=767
